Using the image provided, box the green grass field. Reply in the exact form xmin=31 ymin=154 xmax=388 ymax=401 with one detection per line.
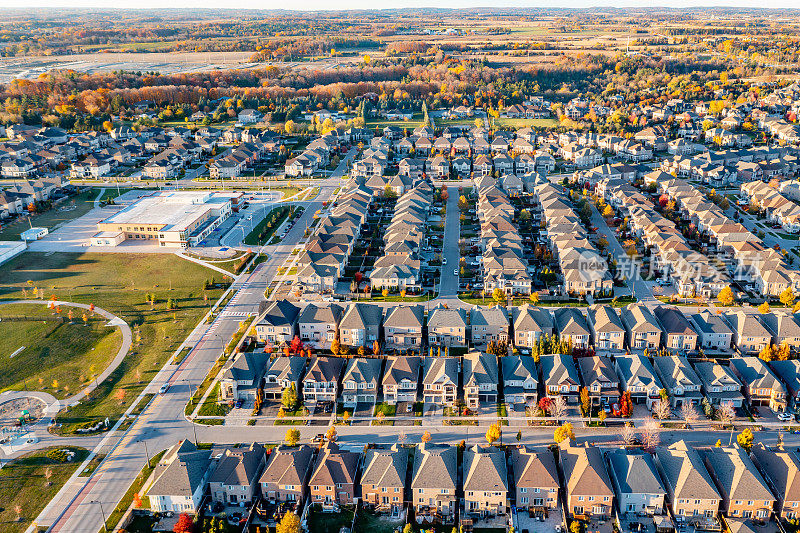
xmin=0 ymin=304 xmax=123 ymax=399
xmin=0 ymin=252 xmax=225 ymax=434
xmin=493 ymin=117 xmax=560 ymax=129
xmin=0 ymin=446 xmax=89 ymax=533
xmin=0 ymin=189 xmax=100 ymax=241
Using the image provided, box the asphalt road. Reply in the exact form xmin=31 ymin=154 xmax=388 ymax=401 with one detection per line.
xmin=438 ymin=187 xmax=461 ymax=298
xmin=43 ymin=179 xmax=338 ymax=533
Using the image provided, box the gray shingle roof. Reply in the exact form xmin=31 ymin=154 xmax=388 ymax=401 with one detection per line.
xmin=463 ymin=445 xmax=508 ymax=492
xmin=412 ymin=443 xmax=457 ymax=490
xmin=607 ymin=450 xmax=665 ymax=495
xmin=655 ymin=441 xmax=720 ymax=501
xmin=147 ymin=440 xmax=211 ymax=498
xmin=361 ymin=444 xmax=408 ymax=489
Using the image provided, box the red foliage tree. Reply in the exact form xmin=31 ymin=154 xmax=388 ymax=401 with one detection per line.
xmin=173 ymin=513 xmax=193 ymax=533
xmin=658 ymin=194 xmax=669 ymax=208
xmin=538 ymin=397 xmax=553 ymax=412
xmin=290 ymin=335 xmax=304 ymax=354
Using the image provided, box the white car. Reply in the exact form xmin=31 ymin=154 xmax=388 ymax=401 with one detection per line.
xmin=778 ymin=412 xmax=794 ymax=422
xmin=453 ymin=269 xmax=458 ymax=276
xmin=159 ymin=383 xmax=170 ymax=394
xmin=442 ymin=257 xmax=447 ymax=265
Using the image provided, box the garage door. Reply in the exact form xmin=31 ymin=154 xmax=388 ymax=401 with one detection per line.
xmin=358 ymin=395 xmax=371 ymax=403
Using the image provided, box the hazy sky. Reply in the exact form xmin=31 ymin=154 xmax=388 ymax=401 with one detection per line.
xmin=4 ymin=0 xmax=799 ymax=9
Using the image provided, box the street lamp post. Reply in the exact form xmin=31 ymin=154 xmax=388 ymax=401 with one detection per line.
xmin=142 ymin=437 xmax=151 ymax=469
xmin=93 ymin=500 xmax=108 ymax=532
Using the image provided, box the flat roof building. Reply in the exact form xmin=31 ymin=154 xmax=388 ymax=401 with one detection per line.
xmin=94 ymin=191 xmax=240 ymax=248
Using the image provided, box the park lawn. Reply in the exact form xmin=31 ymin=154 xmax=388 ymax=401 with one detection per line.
xmin=493 ymin=117 xmax=560 ymax=129
xmin=0 ymin=189 xmax=100 ymax=241
xmin=0 ymin=446 xmax=89 ymax=533
xmin=0 ymin=252 xmax=224 ymax=434
xmin=0 ymin=304 xmax=123 ymax=399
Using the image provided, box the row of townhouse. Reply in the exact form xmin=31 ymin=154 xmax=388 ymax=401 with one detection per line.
xmin=741 ymin=180 xmax=800 ymax=232
xmin=147 ymin=438 xmax=800 ymax=530
xmin=0 ymin=176 xmax=66 ymax=217
xmin=599 ymin=174 xmax=732 ymax=298
xmin=295 ymin=181 xmax=373 ymax=293
xmin=533 ymin=182 xmax=614 ymax=297
xmin=369 ymin=178 xmax=435 ymax=291
xmin=476 ymin=180 xmax=534 ymax=296
xmin=648 ymin=173 xmax=800 ymax=298
xmin=210 ymin=132 xmax=279 ymax=179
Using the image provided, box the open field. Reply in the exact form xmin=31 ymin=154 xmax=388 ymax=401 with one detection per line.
xmin=0 ymin=446 xmax=89 ymax=533
xmin=0 ymin=189 xmax=100 ymax=241
xmin=494 ymin=117 xmax=560 ymax=129
xmin=0 ymin=252 xmax=225 ymax=434
xmin=0 ymin=303 xmax=123 ymax=399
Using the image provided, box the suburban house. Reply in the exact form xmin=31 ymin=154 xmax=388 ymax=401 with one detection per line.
xmin=620 ymin=303 xmax=662 ymax=351
xmin=341 ymin=357 xmax=382 ymax=407
xmin=427 ymin=306 xmax=468 ymax=347
xmin=262 ymin=356 xmax=306 ymax=400
xmin=539 ymin=354 xmax=580 ymax=404
xmin=587 ymin=304 xmax=625 ymax=352
xmin=382 ymin=356 xmax=421 ymax=404
xmin=751 ymin=444 xmax=800 ymax=520
xmin=577 ymin=356 xmax=621 ymax=407
xmin=729 ymin=356 xmax=787 ymax=412
xmin=302 ymin=357 xmax=345 ymax=404
xmin=146 ymin=440 xmax=212 ymax=513
xmin=512 ymin=305 xmax=555 ymax=348
xmin=501 ymin=355 xmax=538 ymax=406
xmin=254 ymin=300 xmax=300 ymax=344
xmin=653 ymin=355 xmax=703 ymax=408
xmin=770 ymin=360 xmax=800 ymax=407
xmin=339 ymin=303 xmax=382 ymax=347
xmin=309 ymin=442 xmax=360 ymax=509
xmin=511 ymin=446 xmax=560 ymax=512
xmin=469 ymin=306 xmax=509 ymax=346
xmin=614 ymin=354 xmax=664 ymax=408
xmin=298 ymin=304 xmax=342 ymax=349
xmin=702 ymin=446 xmax=776 ymax=520
xmin=689 ymin=311 xmax=734 ymax=351
xmin=606 ymin=449 xmax=666 ymax=515
xmin=722 ymin=311 xmax=773 ymax=354
xmin=554 ymin=307 xmax=592 ymax=348
xmin=654 ymin=441 xmax=721 ymax=522
xmin=421 ymin=357 xmax=459 ymax=406
xmin=559 ymin=442 xmax=615 ymax=519
xmin=463 ymin=352 xmax=499 ymax=408
xmin=259 ymin=445 xmax=315 ymax=504
xmin=208 ymin=443 xmax=266 ymax=506
xmin=760 ymin=312 xmax=800 ymax=349
xmin=360 ymin=444 xmax=408 ymax=515
xmin=654 ymin=306 xmax=698 ymax=353
xmin=218 ymin=350 xmax=269 ymax=402
xmin=462 ymin=445 xmax=509 ymax=516
xmin=693 ymin=361 xmax=745 ymax=407
xmin=383 ymin=305 xmax=424 ymax=351
xmin=411 ymin=443 xmax=458 ymax=519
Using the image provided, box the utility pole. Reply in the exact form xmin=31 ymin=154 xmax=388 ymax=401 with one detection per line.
xmin=93 ymin=501 xmax=108 ymax=532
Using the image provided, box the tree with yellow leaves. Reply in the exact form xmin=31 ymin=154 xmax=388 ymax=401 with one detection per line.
xmin=758 ymin=301 xmax=771 ymax=314
xmin=780 ymin=287 xmax=795 ymax=308
xmin=485 ymin=422 xmax=501 ymax=445
xmin=554 ymin=422 xmax=575 ymax=444
xmin=285 ymin=428 xmax=300 ymax=446
xmin=717 ymin=286 xmax=735 ymax=307
xmin=421 ymin=430 xmax=432 ymax=443
xmin=529 ymin=292 xmax=540 ymax=304
xmin=325 ymin=425 xmax=338 ymax=442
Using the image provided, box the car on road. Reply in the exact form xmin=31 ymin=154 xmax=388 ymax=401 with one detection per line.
xmin=453 ymin=269 xmax=458 ymax=276
xmin=442 ymin=257 xmax=447 ymax=265
xmin=159 ymin=383 xmax=170 ymax=394
xmin=778 ymin=412 xmax=794 ymax=422
xmin=312 ymin=433 xmax=326 ymax=443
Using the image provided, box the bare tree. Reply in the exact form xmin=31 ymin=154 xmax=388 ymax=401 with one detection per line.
xmin=620 ymin=423 xmax=638 ymax=446
xmin=548 ymin=395 xmax=568 ymax=422
xmin=640 ymin=419 xmax=661 ymax=451
xmin=44 ymin=467 xmax=53 ymax=486
xmin=653 ymin=399 xmax=671 ymax=421
xmin=680 ymin=402 xmax=698 ymax=428
xmin=717 ymin=401 xmax=736 ymax=426
xmin=397 ymin=431 xmax=407 ymax=445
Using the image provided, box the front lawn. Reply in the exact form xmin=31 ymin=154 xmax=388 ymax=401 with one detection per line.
xmin=0 ymin=252 xmax=225 ymax=434
xmin=0 ymin=446 xmax=89 ymax=533
xmin=0 ymin=304 xmax=123 ymax=398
